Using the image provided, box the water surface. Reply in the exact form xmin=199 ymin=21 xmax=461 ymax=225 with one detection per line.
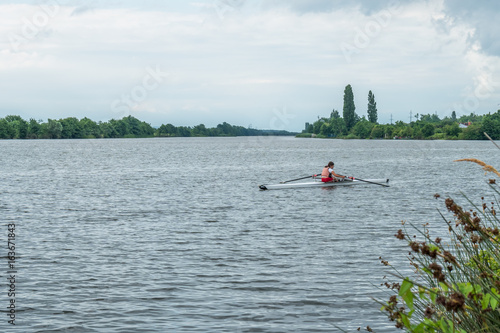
xmin=1 ymin=137 xmax=498 ymax=332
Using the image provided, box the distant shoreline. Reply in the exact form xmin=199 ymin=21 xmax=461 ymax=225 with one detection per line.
xmin=0 ymin=115 xmax=297 ymax=140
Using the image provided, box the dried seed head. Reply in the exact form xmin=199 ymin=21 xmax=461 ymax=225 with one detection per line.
xmin=395 ymin=229 xmax=405 ymax=240
xmin=447 ymin=292 xmax=466 ymax=312
xmin=424 ymin=306 xmax=435 ymax=318
xmin=436 ymin=295 xmax=447 ymax=306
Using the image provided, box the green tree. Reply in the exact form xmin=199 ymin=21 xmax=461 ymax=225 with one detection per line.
xmin=370 ymin=125 xmax=385 ymax=139
xmin=451 ymin=110 xmax=457 ymax=121
xmin=138 ymin=121 xmax=155 ymax=137
xmin=45 ymin=119 xmax=63 ymax=139
xmin=4 ymin=115 xmax=28 ymax=139
xmin=176 ymin=126 xmax=192 ymax=137
xmin=399 ymin=126 xmax=413 ymax=138
xmin=421 ymin=123 xmax=435 ymax=138
xmin=481 ymin=111 xmax=500 ymax=139
xmin=352 ymin=118 xmax=374 ymax=139
xmin=367 ymin=90 xmax=378 ymax=123
xmin=111 ymin=119 xmax=129 ymax=137
xmin=444 ymin=123 xmax=460 ymax=137
xmin=320 ymin=122 xmax=332 ymax=136
xmin=18 ymin=118 xmax=28 ymax=139
xmin=0 ymin=118 xmax=14 ymax=138
xmin=458 ymin=113 xmax=483 ymax=124
xmin=4 ymin=115 xmax=23 ymax=123
xmin=80 ymin=117 xmax=100 ymax=138
xmin=120 ymin=116 xmax=141 ymax=136
xmin=330 ymin=117 xmax=347 ymax=137
xmin=100 ymin=121 xmax=119 ymax=138
xmin=216 ymin=122 xmax=234 ymax=136
xmin=158 ymin=123 xmax=177 ymax=136
xmin=330 ymin=109 xmax=340 ymax=120
xmin=420 ymin=113 xmax=441 ymax=123
xmin=28 ymin=118 xmax=40 ymax=138
xmin=384 ymin=125 xmax=395 ymax=138
xmin=157 ymin=124 xmax=170 ymax=136
xmin=192 ymin=124 xmax=208 ymax=136
xmin=59 ymin=117 xmax=82 ymax=138
xmin=343 ymin=84 xmax=357 ymax=131
xmin=312 ymin=118 xmax=328 ymax=134
xmin=460 ymin=123 xmax=483 ymax=140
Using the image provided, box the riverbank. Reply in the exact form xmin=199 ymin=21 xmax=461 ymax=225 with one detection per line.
xmin=0 ymin=115 xmax=296 ymax=139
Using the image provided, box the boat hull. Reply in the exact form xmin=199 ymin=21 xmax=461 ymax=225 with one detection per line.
xmin=259 ymin=178 xmax=389 ymax=190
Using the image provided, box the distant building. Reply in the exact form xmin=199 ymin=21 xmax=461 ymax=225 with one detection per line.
xmin=305 ymin=122 xmax=310 ymax=132
xmin=459 ymin=122 xmax=471 ymax=128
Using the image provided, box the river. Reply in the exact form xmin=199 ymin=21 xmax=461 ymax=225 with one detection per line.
xmin=1 ymin=137 xmax=499 ymax=332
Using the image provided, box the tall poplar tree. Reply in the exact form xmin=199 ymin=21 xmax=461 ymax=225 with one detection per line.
xmin=451 ymin=111 xmax=457 ymax=121
xmin=367 ymin=90 xmax=378 ymax=123
xmin=343 ymin=84 xmax=357 ymax=131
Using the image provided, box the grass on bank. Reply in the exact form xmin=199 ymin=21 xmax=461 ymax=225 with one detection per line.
xmin=365 ymin=159 xmax=500 ymax=333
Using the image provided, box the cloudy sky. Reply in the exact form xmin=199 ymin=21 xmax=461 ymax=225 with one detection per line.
xmin=1 ymin=0 xmax=499 ymax=131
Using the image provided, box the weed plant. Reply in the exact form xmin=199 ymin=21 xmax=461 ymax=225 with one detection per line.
xmin=374 ymin=159 xmax=500 ymax=333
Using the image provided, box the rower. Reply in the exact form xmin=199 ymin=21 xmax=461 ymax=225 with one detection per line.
xmin=321 ymin=161 xmax=346 ymax=183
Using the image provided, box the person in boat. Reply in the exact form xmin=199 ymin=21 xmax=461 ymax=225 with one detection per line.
xmin=321 ymin=161 xmax=346 ymax=182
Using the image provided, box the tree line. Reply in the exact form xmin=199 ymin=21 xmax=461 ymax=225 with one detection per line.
xmin=0 ymin=115 xmax=294 ymax=139
xmin=300 ymin=84 xmax=500 ymax=140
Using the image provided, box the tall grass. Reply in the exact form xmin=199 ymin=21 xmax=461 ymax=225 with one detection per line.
xmin=374 ymin=159 xmax=500 ymax=333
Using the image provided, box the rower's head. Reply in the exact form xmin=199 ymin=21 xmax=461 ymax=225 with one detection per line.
xmin=328 ymin=161 xmax=334 ymax=167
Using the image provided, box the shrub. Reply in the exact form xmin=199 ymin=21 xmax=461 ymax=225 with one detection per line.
xmin=345 ymin=133 xmax=360 ymax=139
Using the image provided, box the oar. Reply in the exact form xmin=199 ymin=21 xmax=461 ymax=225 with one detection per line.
xmin=350 ymin=177 xmax=390 ymax=187
xmin=280 ymin=174 xmax=320 ymax=184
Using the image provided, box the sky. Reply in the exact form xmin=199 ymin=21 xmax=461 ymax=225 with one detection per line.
xmin=1 ymin=0 xmax=499 ymax=132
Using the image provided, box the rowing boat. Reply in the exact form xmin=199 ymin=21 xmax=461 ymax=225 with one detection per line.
xmin=259 ymin=178 xmax=389 ymax=190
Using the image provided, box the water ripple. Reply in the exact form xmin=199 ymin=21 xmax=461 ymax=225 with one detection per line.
xmin=1 ymin=138 xmax=497 ymax=332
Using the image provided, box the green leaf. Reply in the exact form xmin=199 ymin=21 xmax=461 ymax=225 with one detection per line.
xmin=482 ymin=293 xmax=491 ymax=310
xmin=458 ymin=282 xmax=473 ymax=297
xmin=422 ymin=267 xmax=432 ymax=275
xmin=446 ymin=320 xmax=455 ymax=333
xmin=400 ymin=313 xmax=411 ymax=329
xmin=438 ymin=318 xmax=451 ymax=333
xmin=474 ymin=284 xmax=482 ymax=294
xmin=403 ymin=291 xmax=415 ymax=311
xmin=430 ymin=290 xmax=437 ymax=303
xmin=424 ymin=318 xmax=439 ymax=329
xmin=439 ymin=282 xmax=449 ymax=292
xmin=429 ymin=244 xmax=440 ymax=252
xmin=412 ymin=322 xmax=425 ymax=333
xmin=491 ymin=295 xmax=499 ymax=310
xmin=419 ymin=287 xmax=426 ymax=299
xmin=399 ymin=279 xmax=414 ymax=297
xmin=398 ymin=279 xmax=415 ymax=311
xmin=490 ymin=288 xmax=500 ymax=310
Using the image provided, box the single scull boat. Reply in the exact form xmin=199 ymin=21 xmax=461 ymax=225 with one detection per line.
xmin=259 ymin=177 xmax=389 ymax=190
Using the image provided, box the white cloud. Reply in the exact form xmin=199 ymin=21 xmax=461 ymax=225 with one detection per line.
xmin=0 ymin=1 xmax=499 ymax=130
